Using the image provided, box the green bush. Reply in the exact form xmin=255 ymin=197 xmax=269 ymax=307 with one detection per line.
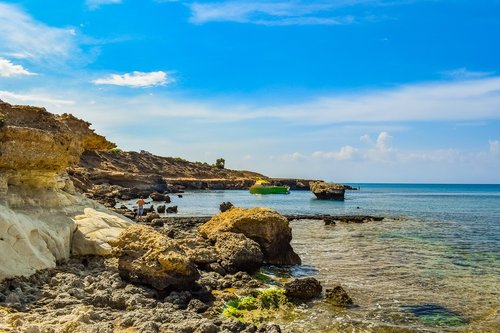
xmin=0 ymin=114 xmax=6 ymax=128
xmin=109 ymin=147 xmax=122 ymax=153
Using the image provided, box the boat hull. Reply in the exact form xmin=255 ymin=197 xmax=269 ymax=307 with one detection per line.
xmin=249 ymin=185 xmax=290 ymax=194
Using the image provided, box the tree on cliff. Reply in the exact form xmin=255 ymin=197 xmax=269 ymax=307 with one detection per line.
xmin=215 ymin=158 xmax=225 ymax=169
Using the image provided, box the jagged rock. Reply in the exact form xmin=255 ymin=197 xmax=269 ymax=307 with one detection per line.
xmin=157 ymin=205 xmax=166 ymax=213
xmin=219 ymin=201 xmax=234 ymax=212
xmin=284 ymin=277 xmax=322 ymax=300
xmin=310 ymin=181 xmax=345 ymax=200
xmin=109 ymin=224 xmax=199 ymax=290
xmin=214 ymin=232 xmax=263 ymax=273
xmin=72 ymin=208 xmax=132 ymax=256
xmin=146 ymin=212 xmax=160 ymax=222
xmin=166 ymin=205 xmax=178 ymax=214
xmin=198 ymin=207 xmax=301 ymax=265
xmin=325 ymin=285 xmax=353 ymax=306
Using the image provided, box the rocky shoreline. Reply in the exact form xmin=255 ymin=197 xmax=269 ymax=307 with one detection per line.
xmin=0 ymin=100 xmax=363 ymax=332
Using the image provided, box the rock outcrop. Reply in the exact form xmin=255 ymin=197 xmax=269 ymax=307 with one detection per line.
xmin=214 ymin=232 xmax=263 ymax=273
xmin=110 ymin=224 xmax=199 ymax=290
xmin=310 ymin=181 xmax=346 ymax=200
xmin=0 ymin=100 xmax=128 ymax=282
xmin=198 ymin=207 xmax=301 ymax=265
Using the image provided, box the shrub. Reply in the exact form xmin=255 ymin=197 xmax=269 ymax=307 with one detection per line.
xmin=109 ymin=147 xmax=122 ymax=153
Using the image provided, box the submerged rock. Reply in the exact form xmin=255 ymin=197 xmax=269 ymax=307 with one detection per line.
xmin=219 ymin=201 xmax=234 ymax=212
xmin=110 ymin=224 xmax=199 ymax=290
xmin=199 ymin=207 xmax=301 ymax=265
xmin=284 ymin=277 xmax=322 ymax=300
xmin=325 ymin=285 xmax=353 ymax=306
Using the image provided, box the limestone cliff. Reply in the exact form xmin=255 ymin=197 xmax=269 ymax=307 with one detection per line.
xmin=0 ymin=100 xmax=129 ymax=282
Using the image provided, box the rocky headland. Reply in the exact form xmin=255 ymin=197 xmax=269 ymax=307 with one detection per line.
xmin=1 ymin=100 xmax=347 ymax=332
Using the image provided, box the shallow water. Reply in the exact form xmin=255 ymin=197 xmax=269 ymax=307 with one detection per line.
xmin=122 ymin=184 xmax=500 ymax=332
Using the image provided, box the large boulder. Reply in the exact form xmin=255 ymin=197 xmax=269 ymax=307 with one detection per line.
xmin=214 ymin=232 xmax=263 ymax=273
xmin=198 ymin=207 xmax=301 ymax=265
xmin=72 ymin=208 xmax=132 ymax=256
xmin=326 ymin=285 xmax=353 ymax=306
xmin=109 ymin=224 xmax=199 ymax=290
xmin=309 ymin=181 xmax=345 ymax=200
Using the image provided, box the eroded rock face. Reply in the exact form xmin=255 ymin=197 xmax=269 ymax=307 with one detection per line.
xmin=310 ymin=181 xmax=346 ymax=200
xmin=110 ymin=224 xmax=199 ymax=290
xmin=72 ymin=208 xmax=133 ymax=256
xmin=326 ymin=285 xmax=353 ymax=306
xmin=0 ymin=100 xmax=121 ymax=282
xmin=198 ymin=207 xmax=301 ymax=265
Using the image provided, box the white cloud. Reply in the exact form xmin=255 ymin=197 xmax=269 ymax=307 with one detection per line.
xmin=258 ymin=77 xmax=500 ymax=124
xmin=86 ymin=0 xmax=122 ymax=10
xmin=312 ymin=145 xmax=357 ymax=160
xmin=92 ymin=71 xmax=172 ymax=88
xmin=490 ymin=140 xmax=499 ymax=155
xmin=0 ymin=58 xmax=36 ymax=77
xmin=0 ymin=3 xmax=78 ymax=64
xmin=375 ymin=131 xmax=392 ymax=153
xmin=0 ymin=90 xmax=74 ymax=107
xmin=188 ymin=1 xmax=362 ymax=25
xmin=442 ymin=67 xmax=494 ymax=79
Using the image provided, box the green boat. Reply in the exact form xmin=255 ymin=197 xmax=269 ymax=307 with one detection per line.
xmin=249 ymin=179 xmax=290 ymax=194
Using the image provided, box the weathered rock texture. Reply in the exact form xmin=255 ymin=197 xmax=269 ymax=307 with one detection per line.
xmin=310 ymin=181 xmax=346 ymax=200
xmin=72 ymin=208 xmax=133 ymax=256
xmin=110 ymin=224 xmax=199 ymax=290
xmin=284 ymin=277 xmax=323 ymax=300
xmin=199 ymin=207 xmax=301 ymax=265
xmin=0 ymin=100 xmax=128 ymax=282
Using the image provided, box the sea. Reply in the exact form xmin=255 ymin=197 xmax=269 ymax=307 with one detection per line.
xmin=125 ymin=184 xmax=500 ymax=332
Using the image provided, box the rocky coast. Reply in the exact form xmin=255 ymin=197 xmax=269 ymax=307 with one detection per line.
xmin=0 ymin=100 xmax=355 ymax=332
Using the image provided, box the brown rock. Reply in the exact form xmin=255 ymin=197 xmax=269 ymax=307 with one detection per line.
xmin=109 ymin=224 xmax=199 ymax=290
xmin=325 ymin=285 xmax=353 ymax=306
xmin=198 ymin=207 xmax=301 ymax=265
xmin=214 ymin=232 xmax=263 ymax=273
xmin=310 ymin=181 xmax=345 ymax=200
xmin=284 ymin=277 xmax=323 ymax=300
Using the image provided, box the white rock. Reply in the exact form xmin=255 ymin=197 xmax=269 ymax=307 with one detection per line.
xmin=72 ymin=208 xmax=132 ymax=256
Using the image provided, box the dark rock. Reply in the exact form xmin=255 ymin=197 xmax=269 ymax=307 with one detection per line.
xmin=157 ymin=205 xmax=166 ymax=213
xmin=187 ymin=298 xmax=209 ymax=313
xmin=178 ymin=194 xmax=183 ymax=198
xmin=284 ymin=277 xmax=323 ymax=300
xmin=166 ymin=205 xmax=178 ymax=214
xmin=325 ymin=285 xmax=353 ymax=306
xmin=219 ymin=201 xmax=234 ymax=212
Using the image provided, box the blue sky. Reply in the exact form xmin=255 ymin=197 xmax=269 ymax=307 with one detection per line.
xmin=0 ymin=0 xmax=499 ymax=183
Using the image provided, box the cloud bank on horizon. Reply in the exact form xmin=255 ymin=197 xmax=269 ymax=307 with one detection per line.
xmin=0 ymin=0 xmax=499 ymax=183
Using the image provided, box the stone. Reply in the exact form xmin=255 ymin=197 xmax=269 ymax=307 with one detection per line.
xmin=219 ymin=201 xmax=234 ymax=212
xmin=198 ymin=207 xmax=301 ymax=265
xmin=214 ymin=232 xmax=263 ymax=273
xmin=109 ymin=224 xmax=199 ymax=290
xmin=150 ymin=192 xmax=170 ymax=202
xmin=157 ymin=205 xmax=166 ymax=213
xmin=166 ymin=205 xmax=178 ymax=214
xmin=72 ymin=208 xmax=133 ymax=256
xmin=309 ymin=181 xmax=345 ymax=200
xmin=284 ymin=277 xmax=322 ymax=300
xmin=325 ymin=285 xmax=353 ymax=306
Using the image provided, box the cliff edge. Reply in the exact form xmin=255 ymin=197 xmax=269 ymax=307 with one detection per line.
xmin=0 ymin=100 xmax=130 ymax=281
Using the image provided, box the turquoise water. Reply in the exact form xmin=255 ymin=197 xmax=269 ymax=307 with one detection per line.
xmin=129 ymin=184 xmax=500 ymax=332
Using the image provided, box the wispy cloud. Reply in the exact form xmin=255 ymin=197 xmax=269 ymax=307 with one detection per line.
xmin=0 ymin=58 xmax=36 ymax=77
xmin=86 ymin=0 xmax=122 ymax=10
xmin=312 ymin=146 xmax=357 ymax=160
xmin=0 ymin=90 xmax=74 ymax=107
xmin=490 ymin=140 xmax=500 ymax=155
xmin=92 ymin=71 xmax=173 ymax=88
xmin=187 ymin=0 xmax=369 ymax=25
xmin=441 ymin=67 xmax=494 ymax=79
xmin=0 ymin=3 xmax=79 ymax=64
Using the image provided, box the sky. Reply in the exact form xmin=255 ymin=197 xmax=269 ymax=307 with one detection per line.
xmin=0 ymin=0 xmax=499 ymax=183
